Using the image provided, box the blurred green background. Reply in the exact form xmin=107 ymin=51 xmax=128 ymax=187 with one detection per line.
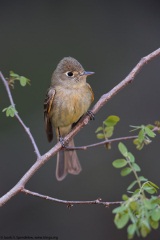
xmin=0 ymin=0 xmax=160 ymax=239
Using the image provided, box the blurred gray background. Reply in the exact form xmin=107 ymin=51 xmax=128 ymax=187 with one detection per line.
xmin=0 ymin=0 xmax=160 ymax=239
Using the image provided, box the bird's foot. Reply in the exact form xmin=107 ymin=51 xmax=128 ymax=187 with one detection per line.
xmin=87 ymin=110 xmax=95 ymax=120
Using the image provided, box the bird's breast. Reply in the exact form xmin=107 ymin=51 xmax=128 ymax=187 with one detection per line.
xmin=51 ymin=85 xmax=93 ymax=127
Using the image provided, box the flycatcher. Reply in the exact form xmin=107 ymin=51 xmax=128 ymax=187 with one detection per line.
xmin=44 ymin=57 xmax=94 ymax=181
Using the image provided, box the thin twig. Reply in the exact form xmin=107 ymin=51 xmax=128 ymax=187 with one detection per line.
xmin=65 ymin=135 xmax=138 ymax=150
xmin=0 ymin=48 xmax=160 ymax=206
xmin=0 ymin=72 xmax=41 ymax=158
xmin=22 ymin=188 xmax=122 ymax=206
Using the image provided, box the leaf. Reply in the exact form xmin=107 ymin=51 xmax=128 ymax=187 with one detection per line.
xmin=103 ymin=115 xmax=120 ymax=127
xmin=139 ymin=176 xmax=148 ymax=182
xmin=95 ymin=126 xmax=103 ymax=133
xmin=145 ymin=126 xmax=156 ymax=138
xmin=10 ymin=71 xmax=19 ymax=78
xmin=132 ymin=163 xmax=141 ymax=172
xmin=114 ymin=212 xmax=129 ymax=229
xmin=127 ymin=223 xmax=136 ymax=236
xmin=150 ymin=218 xmax=159 ymax=229
xmin=148 ymin=181 xmax=159 ymax=189
xmin=138 ymin=129 xmax=145 ymax=143
xmin=121 ymin=167 xmax=132 ymax=177
xmin=127 ymin=180 xmax=138 ymax=191
xmin=2 ymin=105 xmax=17 ymax=117
xmin=118 ymin=142 xmax=128 ymax=157
xmin=127 ymin=152 xmax=135 ymax=163
xmin=112 ymin=159 xmax=127 ymax=168
xmin=122 ymin=194 xmax=128 ymax=201
xmin=151 ymin=209 xmax=160 ymax=221
xmin=104 ymin=126 xmax=114 ymax=138
xmin=96 ymin=133 xmax=105 ymax=139
xmin=143 ymin=183 xmax=157 ymax=194
xmin=112 ymin=205 xmax=127 ymax=214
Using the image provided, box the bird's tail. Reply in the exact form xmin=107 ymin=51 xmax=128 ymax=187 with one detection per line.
xmin=56 ymin=138 xmax=82 ymax=181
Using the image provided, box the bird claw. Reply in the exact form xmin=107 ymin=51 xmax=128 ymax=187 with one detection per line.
xmin=59 ymin=137 xmax=66 ymax=148
xmin=87 ymin=110 xmax=95 ymax=120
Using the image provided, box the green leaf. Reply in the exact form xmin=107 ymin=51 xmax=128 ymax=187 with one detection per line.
xmin=127 ymin=180 xmax=138 ymax=191
xmin=112 ymin=205 xmax=127 ymax=214
xmin=118 ymin=142 xmax=128 ymax=157
xmin=114 ymin=212 xmax=129 ymax=229
xmin=138 ymin=129 xmax=145 ymax=143
xmin=139 ymin=176 xmax=148 ymax=182
xmin=10 ymin=71 xmax=19 ymax=78
xmin=150 ymin=218 xmax=159 ymax=229
xmin=121 ymin=167 xmax=132 ymax=176
xmin=2 ymin=105 xmax=17 ymax=117
xmin=19 ymin=76 xmax=27 ymax=86
xmin=127 ymin=223 xmax=136 ymax=236
xmin=122 ymin=194 xmax=128 ymax=201
xmin=112 ymin=159 xmax=127 ymax=168
xmin=127 ymin=152 xmax=135 ymax=163
xmin=143 ymin=184 xmax=156 ymax=194
xmin=132 ymin=163 xmax=141 ymax=172
xmin=95 ymin=126 xmax=103 ymax=133
xmin=145 ymin=126 xmax=156 ymax=138
xmin=151 ymin=209 xmax=160 ymax=221
xmin=96 ymin=133 xmax=105 ymax=139
xmin=148 ymin=181 xmax=159 ymax=189
xmin=103 ymin=115 xmax=120 ymax=127
xmin=104 ymin=126 xmax=114 ymax=138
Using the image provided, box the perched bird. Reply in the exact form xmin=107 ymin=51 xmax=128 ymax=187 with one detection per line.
xmin=44 ymin=57 xmax=94 ymax=181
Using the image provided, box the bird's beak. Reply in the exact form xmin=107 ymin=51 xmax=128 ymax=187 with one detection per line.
xmin=80 ymin=71 xmax=95 ymax=76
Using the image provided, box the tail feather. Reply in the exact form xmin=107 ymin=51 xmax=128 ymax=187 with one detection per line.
xmin=56 ymin=139 xmax=82 ymax=181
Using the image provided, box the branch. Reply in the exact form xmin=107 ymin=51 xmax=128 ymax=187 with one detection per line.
xmin=22 ymin=188 xmax=122 ymax=207
xmin=0 ymin=72 xmax=41 ymax=158
xmin=65 ymin=135 xmax=138 ymax=150
xmin=0 ymin=47 xmax=160 ymax=206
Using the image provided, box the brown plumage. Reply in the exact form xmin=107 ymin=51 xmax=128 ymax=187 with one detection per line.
xmin=44 ymin=57 xmax=94 ymax=181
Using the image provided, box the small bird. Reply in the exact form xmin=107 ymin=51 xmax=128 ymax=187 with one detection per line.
xmin=44 ymin=57 xmax=94 ymax=181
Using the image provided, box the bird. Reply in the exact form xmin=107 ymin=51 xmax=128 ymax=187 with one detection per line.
xmin=44 ymin=57 xmax=94 ymax=181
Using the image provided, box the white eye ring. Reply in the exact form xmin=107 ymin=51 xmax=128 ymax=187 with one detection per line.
xmin=65 ymin=71 xmax=73 ymax=77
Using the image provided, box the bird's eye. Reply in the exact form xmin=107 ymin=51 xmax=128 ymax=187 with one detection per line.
xmin=66 ymin=71 xmax=73 ymax=77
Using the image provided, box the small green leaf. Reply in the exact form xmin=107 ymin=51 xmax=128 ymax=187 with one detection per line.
xmin=127 ymin=180 xmax=138 ymax=191
xmin=95 ymin=126 xmax=103 ymax=133
xmin=132 ymin=163 xmax=141 ymax=172
xmin=112 ymin=205 xmax=127 ymax=214
xmin=103 ymin=115 xmax=120 ymax=127
xmin=118 ymin=142 xmax=128 ymax=157
xmin=2 ymin=105 xmax=17 ymax=117
xmin=122 ymin=194 xmax=128 ymax=201
xmin=138 ymin=129 xmax=145 ymax=143
xmin=19 ymin=76 xmax=27 ymax=86
xmin=127 ymin=223 xmax=136 ymax=236
xmin=127 ymin=152 xmax=135 ymax=163
xmin=139 ymin=176 xmax=148 ymax=182
xmin=112 ymin=159 xmax=127 ymax=168
xmin=150 ymin=218 xmax=159 ymax=229
xmin=143 ymin=184 xmax=156 ymax=194
xmin=114 ymin=212 xmax=129 ymax=229
xmin=104 ymin=126 xmax=114 ymax=138
xmin=148 ymin=181 xmax=159 ymax=190
xmin=10 ymin=71 xmax=19 ymax=78
xmin=151 ymin=209 xmax=160 ymax=221
xmin=121 ymin=167 xmax=132 ymax=176
xmin=96 ymin=133 xmax=105 ymax=139
xmin=145 ymin=126 xmax=156 ymax=138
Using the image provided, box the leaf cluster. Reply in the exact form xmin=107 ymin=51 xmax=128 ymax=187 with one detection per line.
xmin=113 ymin=142 xmax=160 ymax=239
xmin=131 ymin=125 xmax=156 ymax=150
xmin=8 ymin=71 xmax=30 ymax=87
xmin=95 ymin=115 xmax=120 ymax=149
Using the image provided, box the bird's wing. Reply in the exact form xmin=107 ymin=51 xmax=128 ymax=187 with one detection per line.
xmin=44 ymin=88 xmax=56 ymax=142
